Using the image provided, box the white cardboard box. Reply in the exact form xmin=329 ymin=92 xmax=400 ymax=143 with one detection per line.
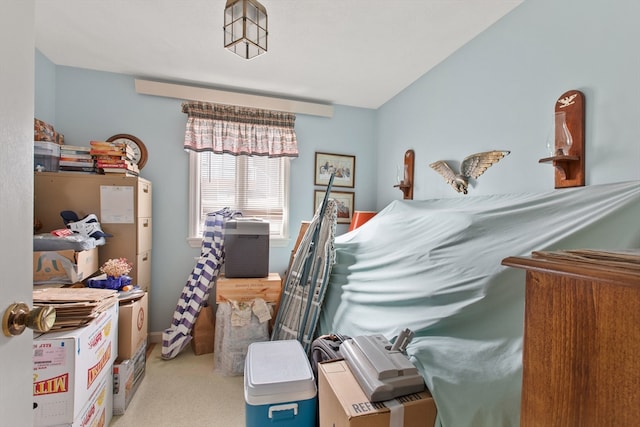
xmin=113 ymin=341 xmax=146 ymax=415
xmin=69 ymin=370 xmax=113 ymax=427
xmin=33 ymin=302 xmax=118 ymax=426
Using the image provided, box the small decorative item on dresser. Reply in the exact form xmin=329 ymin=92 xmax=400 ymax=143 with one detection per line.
xmin=87 ymin=258 xmax=133 ymax=290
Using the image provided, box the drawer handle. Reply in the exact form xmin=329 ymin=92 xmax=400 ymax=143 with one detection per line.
xmin=143 ymin=185 xmax=149 ymax=194
xmin=142 ymin=254 xmax=149 ymax=262
xmin=143 ymin=220 xmax=149 ymax=227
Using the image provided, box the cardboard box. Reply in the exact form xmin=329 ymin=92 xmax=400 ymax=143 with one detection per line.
xmin=32 ymin=302 xmax=118 ymax=426
xmin=117 ymin=292 xmax=148 ymax=360
xmin=318 ymin=360 xmax=437 ymax=427
xmin=113 ymin=342 xmax=146 ymax=415
xmin=69 ymin=371 xmax=113 ymax=427
xmin=33 ymin=247 xmax=98 ymax=284
xmin=216 ymin=272 xmax=282 ymax=303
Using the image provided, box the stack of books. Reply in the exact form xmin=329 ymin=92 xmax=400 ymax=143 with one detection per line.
xmin=90 ymin=140 xmax=140 ymax=176
xmin=59 ymin=145 xmax=96 ymax=173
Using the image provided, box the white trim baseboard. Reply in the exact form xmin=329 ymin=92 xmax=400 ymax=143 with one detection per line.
xmin=148 ymin=331 xmax=163 ymax=344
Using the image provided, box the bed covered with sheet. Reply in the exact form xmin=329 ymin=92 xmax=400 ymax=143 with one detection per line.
xmin=318 ymin=181 xmax=640 ymax=427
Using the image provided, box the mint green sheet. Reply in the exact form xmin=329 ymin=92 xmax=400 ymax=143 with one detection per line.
xmin=318 ymin=181 xmax=640 ymax=427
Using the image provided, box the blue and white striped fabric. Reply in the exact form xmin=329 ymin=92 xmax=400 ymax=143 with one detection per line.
xmin=162 ymin=208 xmax=240 ymax=359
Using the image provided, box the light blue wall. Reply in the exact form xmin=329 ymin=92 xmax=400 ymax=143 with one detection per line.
xmin=35 ymin=0 xmax=640 ymax=335
xmin=376 ymin=0 xmax=640 ymax=207
xmin=35 ymin=50 xmax=56 ymax=125
xmin=34 ymin=56 xmax=376 ymax=334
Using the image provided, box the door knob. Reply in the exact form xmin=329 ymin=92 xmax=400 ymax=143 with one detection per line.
xmin=2 ymin=303 xmax=56 ymax=336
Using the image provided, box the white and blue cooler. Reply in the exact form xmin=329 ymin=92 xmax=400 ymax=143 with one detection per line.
xmin=244 ymin=340 xmax=317 ymax=427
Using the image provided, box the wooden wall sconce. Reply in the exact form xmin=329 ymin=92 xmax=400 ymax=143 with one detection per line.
xmin=539 ymin=90 xmax=585 ymax=188
xmin=394 ymin=149 xmax=415 ymax=199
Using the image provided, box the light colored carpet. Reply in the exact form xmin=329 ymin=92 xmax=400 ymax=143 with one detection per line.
xmin=110 ymin=344 xmax=245 ymax=427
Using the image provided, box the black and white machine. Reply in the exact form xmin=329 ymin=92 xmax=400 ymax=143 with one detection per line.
xmin=340 ymin=329 xmax=425 ymax=402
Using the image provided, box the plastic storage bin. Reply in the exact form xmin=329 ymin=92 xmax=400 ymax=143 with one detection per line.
xmin=34 ymin=140 xmax=60 ymax=172
xmin=245 ymin=340 xmax=317 ymax=427
xmin=224 ymin=218 xmax=269 ymax=278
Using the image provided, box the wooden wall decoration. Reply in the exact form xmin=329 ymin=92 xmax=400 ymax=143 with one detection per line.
xmin=394 ymin=149 xmax=415 ymax=199
xmin=539 ymin=90 xmax=585 ymax=188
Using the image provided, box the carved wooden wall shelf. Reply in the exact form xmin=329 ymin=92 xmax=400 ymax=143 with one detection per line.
xmin=538 ymin=90 xmax=585 ymax=188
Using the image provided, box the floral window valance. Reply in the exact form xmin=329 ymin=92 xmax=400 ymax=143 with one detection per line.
xmin=182 ymin=101 xmax=299 ymax=158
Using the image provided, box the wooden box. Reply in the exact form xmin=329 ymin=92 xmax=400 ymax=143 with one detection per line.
xmin=215 ymin=273 xmax=282 ymax=304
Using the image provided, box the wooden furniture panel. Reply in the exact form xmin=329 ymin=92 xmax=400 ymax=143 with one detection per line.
xmin=34 ymin=172 xmax=152 ymax=292
xmin=215 ymin=273 xmax=282 ymax=304
xmin=502 ymin=251 xmax=640 ymax=427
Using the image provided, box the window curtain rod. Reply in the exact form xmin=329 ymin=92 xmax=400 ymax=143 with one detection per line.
xmin=135 ymin=79 xmax=334 ymax=118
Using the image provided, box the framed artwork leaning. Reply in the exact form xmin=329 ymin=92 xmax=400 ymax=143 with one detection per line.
xmin=314 ymin=152 xmax=355 ymax=188
xmin=314 ymin=190 xmax=354 ymax=224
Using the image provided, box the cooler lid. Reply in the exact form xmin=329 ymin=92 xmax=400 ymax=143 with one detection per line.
xmin=245 ymin=340 xmax=315 ymax=399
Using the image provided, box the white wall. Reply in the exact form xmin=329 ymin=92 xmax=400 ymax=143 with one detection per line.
xmin=0 ymin=0 xmax=36 ymax=422
xmin=376 ymin=0 xmax=640 ymax=206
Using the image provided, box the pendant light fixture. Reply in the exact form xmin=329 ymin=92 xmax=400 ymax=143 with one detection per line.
xmin=224 ymin=0 xmax=268 ymax=60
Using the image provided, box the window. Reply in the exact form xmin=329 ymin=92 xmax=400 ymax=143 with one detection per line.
xmin=182 ymin=101 xmax=298 ymax=248
xmin=188 ymin=151 xmax=290 ymax=246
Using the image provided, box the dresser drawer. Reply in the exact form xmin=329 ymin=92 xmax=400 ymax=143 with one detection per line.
xmin=136 ymin=250 xmax=151 ymax=292
xmin=137 ymin=179 xmax=152 ymax=218
xmin=137 ymin=217 xmax=152 ymax=253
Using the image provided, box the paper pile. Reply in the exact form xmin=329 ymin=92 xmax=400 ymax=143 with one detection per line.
xmin=33 ymin=287 xmax=118 ymax=332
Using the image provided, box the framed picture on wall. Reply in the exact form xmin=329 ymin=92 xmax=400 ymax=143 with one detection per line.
xmin=314 ymin=152 xmax=356 ymax=188
xmin=314 ymin=190 xmax=354 ymax=224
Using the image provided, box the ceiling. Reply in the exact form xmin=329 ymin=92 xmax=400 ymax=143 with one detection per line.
xmin=35 ymin=0 xmax=523 ymax=110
